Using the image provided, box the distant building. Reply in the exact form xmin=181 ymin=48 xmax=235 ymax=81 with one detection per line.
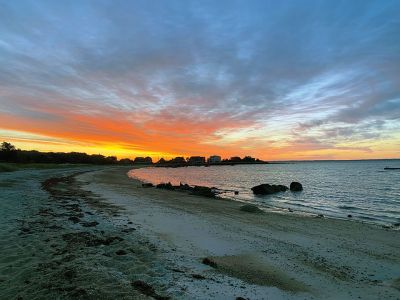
xmin=207 ymin=155 xmax=221 ymax=163
xmin=230 ymin=156 xmax=242 ymax=162
xmin=133 ymin=156 xmax=153 ymax=164
xmin=170 ymin=157 xmax=186 ymax=164
xmin=188 ymin=156 xmax=206 ymax=165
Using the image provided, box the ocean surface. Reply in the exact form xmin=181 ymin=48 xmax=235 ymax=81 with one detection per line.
xmin=128 ymin=160 xmax=400 ymax=226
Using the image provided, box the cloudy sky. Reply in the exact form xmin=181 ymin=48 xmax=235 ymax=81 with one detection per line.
xmin=0 ymin=0 xmax=399 ymax=160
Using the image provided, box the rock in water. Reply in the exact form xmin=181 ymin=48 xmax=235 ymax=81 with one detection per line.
xmin=290 ymin=182 xmax=303 ymax=191
xmin=240 ymin=204 xmax=263 ymax=213
xmin=142 ymin=183 xmax=154 ymax=188
xmin=251 ymin=184 xmax=288 ymax=195
xmin=156 ymin=182 xmax=174 ymax=190
xmin=190 ymin=186 xmax=216 ymax=198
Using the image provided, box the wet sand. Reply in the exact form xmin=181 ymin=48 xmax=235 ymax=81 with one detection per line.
xmin=76 ymin=167 xmax=400 ymax=299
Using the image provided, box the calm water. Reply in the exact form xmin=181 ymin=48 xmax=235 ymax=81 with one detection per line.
xmin=128 ymin=160 xmax=400 ymax=225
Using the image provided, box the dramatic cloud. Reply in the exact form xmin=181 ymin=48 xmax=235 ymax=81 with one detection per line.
xmin=0 ymin=0 xmax=399 ymax=159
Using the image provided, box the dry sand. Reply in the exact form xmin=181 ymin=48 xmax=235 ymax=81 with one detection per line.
xmin=77 ymin=166 xmax=400 ymax=300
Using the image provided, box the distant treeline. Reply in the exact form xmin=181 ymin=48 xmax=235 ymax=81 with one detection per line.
xmin=0 ymin=141 xmax=266 ymax=166
xmin=0 ymin=142 xmax=131 ymax=165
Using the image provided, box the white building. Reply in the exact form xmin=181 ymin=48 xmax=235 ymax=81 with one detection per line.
xmin=208 ymin=155 xmax=221 ymax=163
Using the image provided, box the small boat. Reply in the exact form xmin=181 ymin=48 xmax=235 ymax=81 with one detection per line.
xmin=384 ymin=167 xmax=400 ymax=170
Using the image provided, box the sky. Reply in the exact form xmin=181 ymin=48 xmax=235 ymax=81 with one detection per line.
xmin=0 ymin=0 xmax=399 ymax=160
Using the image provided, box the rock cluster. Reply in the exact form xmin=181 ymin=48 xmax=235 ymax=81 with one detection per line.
xmin=252 ymin=182 xmax=303 ymax=195
xmin=153 ymin=182 xmax=217 ymax=198
xmin=251 ymin=184 xmax=288 ymax=195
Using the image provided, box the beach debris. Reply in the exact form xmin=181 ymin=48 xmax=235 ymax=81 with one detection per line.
xmin=62 ymin=268 xmax=77 ymax=281
xmin=68 ymin=216 xmax=80 ymax=223
xmin=62 ymin=232 xmax=123 ymax=247
xmin=347 ymin=214 xmax=352 ymax=218
xmin=316 ymin=214 xmax=324 ymax=218
xmin=131 ymin=280 xmax=170 ymax=300
xmin=236 ymin=297 xmax=248 ymax=300
xmin=121 ymin=227 xmax=136 ymax=233
xmin=192 ymin=274 xmax=206 ymax=280
xmin=171 ymin=268 xmax=185 ymax=273
xmin=202 ymin=257 xmax=218 ymax=268
xmin=290 ymin=181 xmax=303 ymax=191
xmin=234 ymin=191 xmax=239 ymax=195
xmin=251 ymin=184 xmax=288 ymax=195
xmin=20 ymin=227 xmax=31 ymax=233
xmin=80 ymin=221 xmax=99 ymax=227
xmin=240 ymin=204 xmax=263 ymax=213
xmin=142 ymin=183 xmax=154 ymax=188
xmin=115 ymin=249 xmax=127 ymax=255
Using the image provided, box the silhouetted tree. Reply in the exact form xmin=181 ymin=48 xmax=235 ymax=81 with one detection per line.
xmin=0 ymin=142 xmax=18 ymax=161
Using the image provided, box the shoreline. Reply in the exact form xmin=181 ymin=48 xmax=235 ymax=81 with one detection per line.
xmin=77 ymin=167 xmax=400 ymax=299
xmin=128 ymin=166 xmax=400 ymax=229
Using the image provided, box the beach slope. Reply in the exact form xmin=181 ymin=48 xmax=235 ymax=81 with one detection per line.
xmin=78 ymin=167 xmax=400 ymax=299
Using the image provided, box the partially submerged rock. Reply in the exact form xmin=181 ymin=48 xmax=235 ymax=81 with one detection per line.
xmin=142 ymin=183 xmax=154 ymax=188
xmin=251 ymin=184 xmax=288 ymax=195
xmin=190 ymin=186 xmax=216 ymax=198
xmin=156 ymin=182 xmax=174 ymax=190
xmin=290 ymin=182 xmax=303 ymax=191
xmin=240 ymin=204 xmax=263 ymax=213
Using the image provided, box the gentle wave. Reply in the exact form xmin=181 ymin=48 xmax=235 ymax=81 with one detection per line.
xmin=129 ymin=160 xmax=400 ymax=225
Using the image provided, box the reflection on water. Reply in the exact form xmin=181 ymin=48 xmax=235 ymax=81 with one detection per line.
xmin=129 ymin=160 xmax=400 ymax=225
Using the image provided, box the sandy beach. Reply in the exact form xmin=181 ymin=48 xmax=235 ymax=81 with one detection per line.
xmin=1 ymin=166 xmax=399 ymax=299
xmin=75 ymin=167 xmax=400 ymax=299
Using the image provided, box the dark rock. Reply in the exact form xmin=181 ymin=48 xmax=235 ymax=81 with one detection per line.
xmin=116 ymin=249 xmax=127 ymax=255
xmin=202 ymin=257 xmax=217 ymax=268
xmin=191 ymin=186 xmax=216 ymax=198
xmin=80 ymin=221 xmax=99 ymax=227
xmin=121 ymin=228 xmax=136 ymax=233
xmin=156 ymin=182 xmax=174 ymax=190
xmin=290 ymin=182 xmax=303 ymax=191
xmin=142 ymin=183 xmax=154 ymax=188
xmin=347 ymin=214 xmax=352 ymax=218
xmin=316 ymin=214 xmax=324 ymax=218
xmin=70 ymin=288 xmax=87 ymax=297
xmin=179 ymin=183 xmax=192 ymax=190
xmin=234 ymin=191 xmax=239 ymax=195
xmin=68 ymin=216 xmax=80 ymax=223
xmin=63 ymin=268 xmax=76 ymax=281
xmin=236 ymin=297 xmax=247 ymax=300
xmin=240 ymin=204 xmax=263 ymax=213
xmin=251 ymin=184 xmax=288 ymax=195
xmin=171 ymin=268 xmax=185 ymax=273
xmin=192 ymin=274 xmax=206 ymax=280
xmin=131 ymin=280 xmax=170 ymax=300
xmin=62 ymin=232 xmax=123 ymax=247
